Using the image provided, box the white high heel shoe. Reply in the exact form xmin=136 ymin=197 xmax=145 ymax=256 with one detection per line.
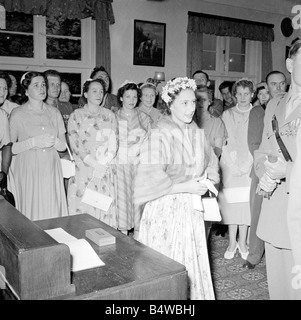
xmin=224 ymin=242 xmax=238 ymax=259
xmin=237 ymin=243 xmax=249 ymax=260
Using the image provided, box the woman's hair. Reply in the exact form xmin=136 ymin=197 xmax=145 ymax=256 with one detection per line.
xmin=20 ymin=71 xmax=46 ymax=91
xmin=0 ymin=71 xmax=12 ymax=99
xmin=140 ymin=82 xmax=157 ymax=95
xmin=90 ymin=66 xmax=108 ymax=79
xmin=161 ymin=77 xmax=197 ymax=108
xmin=81 ymin=78 xmax=107 ymax=105
xmin=90 ymin=66 xmax=111 ymax=92
xmin=117 ymin=82 xmax=141 ymax=106
xmin=231 ymin=79 xmax=254 ymax=97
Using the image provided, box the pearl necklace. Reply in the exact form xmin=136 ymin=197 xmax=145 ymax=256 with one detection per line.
xmin=236 ymin=103 xmax=252 ymax=113
xmin=123 ymin=109 xmax=135 ymax=117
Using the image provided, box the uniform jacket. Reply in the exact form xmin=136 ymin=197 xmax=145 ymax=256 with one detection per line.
xmin=254 ymin=91 xmax=301 ymax=249
xmin=287 ymin=125 xmax=301 ymax=265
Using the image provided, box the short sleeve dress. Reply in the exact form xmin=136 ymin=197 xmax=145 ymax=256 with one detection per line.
xmin=218 ymin=105 xmax=253 ymax=225
xmin=9 ymin=103 xmax=68 ymax=220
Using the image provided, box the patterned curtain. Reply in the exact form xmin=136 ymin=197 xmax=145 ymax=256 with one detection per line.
xmin=186 ymin=12 xmax=274 ymax=79
xmin=0 ymin=0 xmax=115 ymax=73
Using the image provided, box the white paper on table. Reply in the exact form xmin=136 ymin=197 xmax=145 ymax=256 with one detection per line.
xmin=45 ymin=227 xmax=105 ymax=271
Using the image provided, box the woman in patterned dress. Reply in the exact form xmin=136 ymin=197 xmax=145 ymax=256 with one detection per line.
xmin=134 ymin=77 xmax=219 ymax=300
xmin=9 ymin=71 xmax=68 ymax=220
xmin=67 ymin=78 xmax=118 ymax=227
xmin=115 ymin=81 xmax=151 ymax=235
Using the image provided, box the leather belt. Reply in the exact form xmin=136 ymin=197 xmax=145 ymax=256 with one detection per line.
xmin=272 ymin=115 xmax=292 ymax=162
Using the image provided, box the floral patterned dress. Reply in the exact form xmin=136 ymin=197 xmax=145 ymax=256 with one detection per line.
xmin=134 ymin=116 xmax=219 ymax=300
xmin=67 ymin=105 xmax=118 ymax=228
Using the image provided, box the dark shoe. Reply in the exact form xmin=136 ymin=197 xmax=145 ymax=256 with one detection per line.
xmin=242 ymin=261 xmax=256 ymax=269
xmin=215 ymin=224 xmax=228 ymax=237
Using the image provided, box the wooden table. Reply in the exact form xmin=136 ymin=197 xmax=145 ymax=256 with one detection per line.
xmin=35 ymin=214 xmax=188 ymax=300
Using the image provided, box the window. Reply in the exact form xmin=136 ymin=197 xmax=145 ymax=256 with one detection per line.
xmin=0 ymin=12 xmax=96 ymax=100
xmin=201 ymin=34 xmax=261 ymax=98
xmin=0 ymin=12 xmax=34 ymax=58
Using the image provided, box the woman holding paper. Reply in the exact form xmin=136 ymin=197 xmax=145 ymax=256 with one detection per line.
xmin=218 ymin=79 xmax=255 ymax=260
xmin=67 ymin=78 xmax=118 ymax=227
xmin=134 ymin=77 xmax=219 ymax=300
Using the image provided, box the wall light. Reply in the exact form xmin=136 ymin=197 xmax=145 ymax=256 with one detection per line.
xmin=153 ymin=71 xmax=165 ymax=85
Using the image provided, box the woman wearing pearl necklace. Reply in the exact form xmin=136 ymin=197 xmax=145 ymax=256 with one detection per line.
xmin=218 ymin=78 xmax=255 ymax=261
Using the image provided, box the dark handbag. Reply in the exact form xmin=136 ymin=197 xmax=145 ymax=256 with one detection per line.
xmin=0 ymin=187 xmax=15 ymax=207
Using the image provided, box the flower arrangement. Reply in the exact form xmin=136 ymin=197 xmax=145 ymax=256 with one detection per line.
xmin=161 ymin=77 xmax=197 ymax=104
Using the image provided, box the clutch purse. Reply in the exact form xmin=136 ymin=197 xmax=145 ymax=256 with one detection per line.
xmin=60 ymin=144 xmax=75 ymax=179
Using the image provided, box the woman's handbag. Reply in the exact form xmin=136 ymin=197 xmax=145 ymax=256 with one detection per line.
xmin=0 ymin=187 xmax=15 ymax=207
xmin=60 ymin=144 xmax=76 ymax=179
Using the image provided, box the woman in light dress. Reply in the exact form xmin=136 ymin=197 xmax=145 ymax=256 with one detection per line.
xmin=9 ymin=71 xmax=68 ymax=220
xmin=115 ymin=81 xmax=151 ymax=235
xmin=134 ymin=77 xmax=219 ymax=300
xmin=218 ymin=79 xmax=255 ymax=260
xmin=137 ymin=80 xmax=163 ymax=128
xmin=67 ymin=78 xmax=118 ymax=227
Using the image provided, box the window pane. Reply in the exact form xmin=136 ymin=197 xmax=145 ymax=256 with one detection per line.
xmin=229 ymin=37 xmax=246 ymax=54
xmin=46 ymin=17 xmax=81 ymax=37
xmin=46 ymin=38 xmax=81 ymax=60
xmin=203 ymin=34 xmax=216 ymax=51
xmin=229 ymin=54 xmax=245 ymax=72
xmin=202 ymin=52 xmax=216 ymax=70
xmin=0 ymin=34 xmax=34 ymax=57
xmin=202 ymin=34 xmax=216 ymax=70
xmin=5 ymin=12 xmax=33 ymax=33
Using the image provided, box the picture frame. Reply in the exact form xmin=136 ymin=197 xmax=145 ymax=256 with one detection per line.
xmin=133 ymin=19 xmax=166 ymax=67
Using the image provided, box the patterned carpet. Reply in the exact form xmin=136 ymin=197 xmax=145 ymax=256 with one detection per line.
xmin=208 ymin=230 xmax=270 ymax=300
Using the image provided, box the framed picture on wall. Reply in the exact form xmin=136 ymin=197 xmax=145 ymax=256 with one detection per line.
xmin=133 ymin=19 xmax=166 ymax=67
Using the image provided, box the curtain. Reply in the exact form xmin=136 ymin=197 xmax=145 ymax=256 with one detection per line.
xmin=96 ymin=20 xmax=111 ymax=75
xmin=261 ymin=42 xmax=273 ymax=82
xmin=186 ymin=32 xmax=203 ymax=78
xmin=187 ymin=13 xmax=274 ymax=42
xmin=0 ymin=0 xmax=115 ymax=72
xmin=187 ymin=12 xmax=274 ymax=79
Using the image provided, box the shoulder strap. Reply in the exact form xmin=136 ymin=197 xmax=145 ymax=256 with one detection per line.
xmin=66 ymin=143 xmax=75 ymax=161
xmin=272 ymin=115 xmax=292 ymax=162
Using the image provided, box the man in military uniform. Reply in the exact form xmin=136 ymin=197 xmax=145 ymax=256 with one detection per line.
xmin=254 ymin=40 xmax=301 ymax=299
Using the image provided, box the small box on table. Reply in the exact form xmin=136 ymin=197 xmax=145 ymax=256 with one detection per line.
xmin=85 ymin=228 xmax=116 ymax=246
